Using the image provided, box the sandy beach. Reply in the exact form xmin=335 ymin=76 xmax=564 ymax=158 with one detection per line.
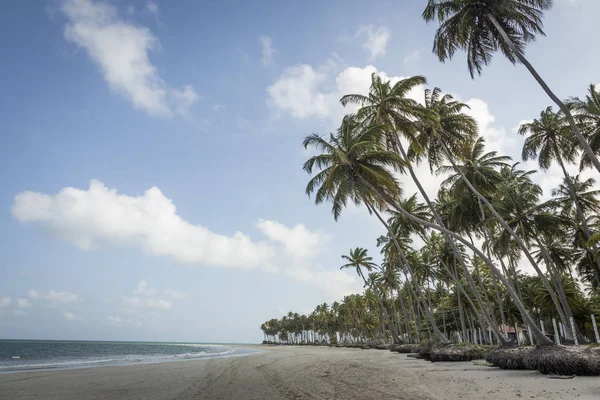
xmin=1 ymin=345 xmax=599 ymax=400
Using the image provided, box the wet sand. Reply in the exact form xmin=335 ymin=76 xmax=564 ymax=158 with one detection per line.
xmin=1 ymin=345 xmax=599 ymax=399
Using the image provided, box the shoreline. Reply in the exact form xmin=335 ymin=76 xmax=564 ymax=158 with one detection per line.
xmin=1 ymin=345 xmax=599 ymax=399
xmin=0 ymin=344 xmax=263 ymax=375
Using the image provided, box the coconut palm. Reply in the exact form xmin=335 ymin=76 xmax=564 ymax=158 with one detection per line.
xmin=438 ymin=136 xmax=571 ymax=329
xmin=341 ymin=77 xmax=511 ymax=344
xmin=519 ymin=107 xmax=598 ymax=246
xmin=422 ymin=0 xmax=600 ymax=173
xmin=303 ymin=114 xmax=553 ymax=346
xmin=567 ymin=84 xmax=600 ymax=171
xmin=340 ymin=248 xmax=397 ymax=343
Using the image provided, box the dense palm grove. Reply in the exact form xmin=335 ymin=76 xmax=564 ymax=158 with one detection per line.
xmin=261 ymin=0 xmax=600 ymax=375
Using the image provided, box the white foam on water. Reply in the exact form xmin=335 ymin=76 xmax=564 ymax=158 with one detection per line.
xmin=0 ymin=346 xmax=254 ymax=373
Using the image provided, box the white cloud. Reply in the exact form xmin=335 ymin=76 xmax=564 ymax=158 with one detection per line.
xmin=403 ymin=50 xmax=421 ymax=66
xmin=267 ymin=64 xmax=423 ymax=123
xmin=170 ymin=85 xmax=200 ymax=116
xmin=0 ymin=297 xmax=10 ymax=308
xmin=13 ymin=180 xmax=277 ymax=271
xmin=16 ymin=298 xmax=30 ymax=309
xmin=257 ymin=219 xmax=324 ymax=258
xmin=133 ymin=280 xmax=157 ymax=296
xmin=61 ymin=0 xmax=197 ymax=116
xmin=13 ymin=310 xmax=27 ymax=317
xmin=267 ymin=64 xmax=333 ymax=119
xmin=28 ymin=289 xmax=78 ymax=303
xmin=165 ymin=289 xmax=187 ymax=300
xmin=64 ymin=312 xmax=76 ymax=321
xmin=285 ymin=268 xmax=361 ymax=300
xmin=146 ymin=1 xmax=158 ymax=16
xmin=108 ymin=315 xmax=122 ymax=324
xmin=123 ymin=296 xmax=172 ymax=310
xmin=356 ymin=25 xmax=390 ymax=60
xmin=464 ymin=98 xmax=520 ymax=156
xmin=260 ymin=35 xmax=275 ymax=67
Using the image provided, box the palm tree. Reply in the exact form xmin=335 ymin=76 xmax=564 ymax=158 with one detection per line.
xmin=303 ymin=114 xmax=553 ymax=346
xmin=567 ymin=84 xmax=600 ymax=171
xmin=422 ymin=0 xmax=600 ymax=173
xmin=340 ymin=248 xmax=392 ymax=326
xmin=490 ymin=165 xmax=581 ymax=340
xmin=437 ymin=135 xmax=572 ymax=329
xmin=519 ymin=107 xmax=597 ymax=241
xmin=341 ymin=77 xmax=511 ymax=344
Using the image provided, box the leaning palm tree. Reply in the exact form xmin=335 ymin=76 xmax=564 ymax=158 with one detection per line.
xmin=340 ymin=247 xmax=400 ymax=343
xmin=341 ymin=77 xmax=509 ymax=344
xmin=567 ymin=84 xmax=600 ymax=171
xmin=302 ymin=114 xmax=553 ymax=346
xmin=422 ymin=0 xmax=600 ymax=173
xmin=303 ymin=115 xmax=449 ymax=343
xmin=519 ymin=107 xmax=595 ymax=238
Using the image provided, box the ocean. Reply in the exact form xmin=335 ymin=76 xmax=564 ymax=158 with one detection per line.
xmin=0 ymin=340 xmax=259 ymax=373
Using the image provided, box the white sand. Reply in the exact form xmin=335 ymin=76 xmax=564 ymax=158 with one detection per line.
xmin=1 ymin=345 xmax=599 ymax=399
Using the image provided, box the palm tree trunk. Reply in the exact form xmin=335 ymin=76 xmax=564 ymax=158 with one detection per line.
xmin=438 ymin=138 xmax=571 ymax=329
xmin=486 ymin=13 xmax=600 ymax=174
xmin=442 ymin=257 xmax=506 ymax=343
xmin=440 ymin=284 xmax=447 ymax=337
xmin=392 ymin=139 xmax=509 ymax=343
xmin=358 ymin=268 xmax=400 ymax=344
xmin=457 ymin=284 xmax=468 ymax=342
xmin=367 ymin=201 xmax=447 ymax=343
xmin=360 ymin=177 xmax=554 ymax=346
xmin=552 ymin=143 xmax=600 ymax=277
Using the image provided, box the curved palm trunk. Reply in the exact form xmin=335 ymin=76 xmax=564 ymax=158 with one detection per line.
xmin=552 ymin=142 xmax=600 ymax=277
xmin=440 ymin=256 xmax=505 ymax=343
xmin=396 ymin=284 xmax=412 ymax=342
xmin=367 ymin=201 xmax=448 ymax=343
xmin=357 ymin=262 xmax=400 ymax=343
xmin=478 ymin=201 xmax=509 ymax=333
xmin=360 ymin=177 xmax=554 ymax=346
xmin=532 ymin=235 xmax=584 ymax=342
xmin=486 ymin=13 xmax=600 ymax=174
xmin=393 ymin=139 xmax=510 ymax=344
xmin=437 ymin=138 xmax=571 ymax=331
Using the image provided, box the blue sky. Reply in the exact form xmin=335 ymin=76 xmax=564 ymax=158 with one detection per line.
xmin=0 ymin=0 xmax=598 ymax=343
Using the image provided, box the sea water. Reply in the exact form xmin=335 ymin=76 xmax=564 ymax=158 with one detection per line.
xmin=0 ymin=339 xmax=259 ymax=373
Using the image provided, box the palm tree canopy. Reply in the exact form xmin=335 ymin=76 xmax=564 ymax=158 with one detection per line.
xmin=567 ymin=84 xmax=600 ymax=170
xmin=341 ymin=248 xmax=379 ymax=282
xmin=422 ymin=0 xmax=553 ymax=77
xmin=439 ymin=136 xmax=511 ymax=194
xmin=518 ymin=106 xmax=576 ymax=170
xmin=303 ymin=115 xmax=405 ymax=220
xmin=410 ymin=87 xmax=478 ymax=171
xmin=551 ymin=175 xmax=600 ymax=217
xmin=340 ymin=73 xmax=428 ymax=146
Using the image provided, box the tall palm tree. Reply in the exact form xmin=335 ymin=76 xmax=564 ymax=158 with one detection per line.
xmin=303 ymin=115 xmax=553 ymax=346
xmin=341 ymin=77 xmax=509 ymax=344
xmin=490 ymin=166 xmax=580 ymax=339
xmin=567 ymin=84 xmax=600 ymax=171
xmin=422 ymin=0 xmax=600 ymax=173
xmin=340 ymin=247 xmax=399 ymax=343
xmin=519 ymin=107 xmax=596 ymax=241
xmin=437 ymin=135 xmax=570 ymax=325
